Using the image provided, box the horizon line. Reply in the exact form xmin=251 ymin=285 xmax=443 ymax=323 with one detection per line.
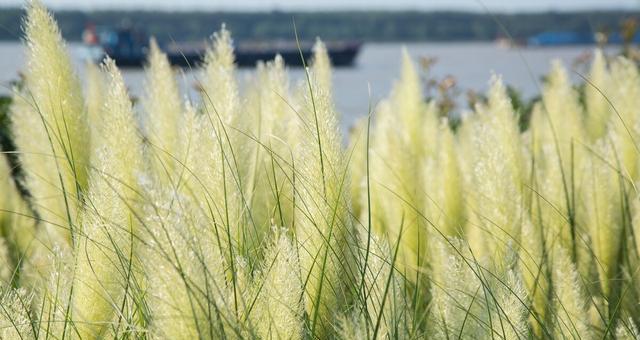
xmin=0 ymin=5 xmax=638 ymax=13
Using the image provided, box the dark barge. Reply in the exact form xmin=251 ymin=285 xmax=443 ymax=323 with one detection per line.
xmin=84 ymin=26 xmax=361 ymax=68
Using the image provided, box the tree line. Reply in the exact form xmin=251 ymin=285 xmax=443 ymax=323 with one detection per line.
xmin=0 ymin=8 xmax=638 ymax=42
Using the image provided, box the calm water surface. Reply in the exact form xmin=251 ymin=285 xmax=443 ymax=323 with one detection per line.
xmin=0 ymin=42 xmax=618 ymax=131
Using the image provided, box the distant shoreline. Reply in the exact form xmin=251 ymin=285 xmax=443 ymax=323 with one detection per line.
xmin=0 ymin=8 xmax=638 ymax=43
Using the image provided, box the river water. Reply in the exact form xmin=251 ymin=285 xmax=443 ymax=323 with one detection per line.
xmin=0 ymin=41 xmax=617 ymax=131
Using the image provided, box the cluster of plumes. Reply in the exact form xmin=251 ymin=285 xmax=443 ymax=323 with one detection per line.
xmin=4 ymin=2 xmax=640 ymax=339
xmin=347 ymin=47 xmax=640 ymax=338
xmin=1 ymin=2 xmax=347 ymax=339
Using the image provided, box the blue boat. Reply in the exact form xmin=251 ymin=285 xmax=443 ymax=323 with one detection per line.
xmin=527 ymin=31 xmax=595 ymax=46
xmin=527 ymin=31 xmax=640 ymax=46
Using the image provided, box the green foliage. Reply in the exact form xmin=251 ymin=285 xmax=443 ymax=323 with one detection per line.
xmin=0 ymin=7 xmax=638 ymax=42
xmin=0 ymin=96 xmax=10 ymax=141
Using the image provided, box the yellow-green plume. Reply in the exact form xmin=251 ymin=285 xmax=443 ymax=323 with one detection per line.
xmin=0 ymin=154 xmax=35 ymax=274
xmin=294 ymin=43 xmax=355 ymax=338
xmin=429 ymin=121 xmax=465 ymax=237
xmin=582 ymin=142 xmax=623 ymax=300
xmin=143 ymin=188 xmax=232 ymax=339
xmin=11 ymin=0 xmax=90 ymax=245
xmin=311 ymin=39 xmax=333 ymax=101
xmin=242 ymin=56 xmax=297 ymax=236
xmin=551 ymin=245 xmax=591 ymax=339
xmin=465 ymin=75 xmax=525 ymax=263
xmin=193 ymin=25 xmax=250 ymax=260
xmin=584 ymin=49 xmax=612 ymax=141
xmin=251 ymin=229 xmax=303 ymax=339
xmin=143 ymin=38 xmax=183 ymax=184
xmin=201 ymin=24 xmax=239 ymax=126
xmin=71 ymin=59 xmax=143 ymax=338
xmin=607 ymin=56 xmax=640 ymax=181
xmin=431 ymin=238 xmax=528 ymax=339
xmin=519 ymin=218 xmax=551 ymax=337
xmin=616 ymin=318 xmax=640 ymax=340
xmin=0 ymin=287 xmax=34 ymax=339
xmin=368 ymin=49 xmax=438 ymax=278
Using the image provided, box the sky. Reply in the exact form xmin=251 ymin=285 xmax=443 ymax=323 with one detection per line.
xmin=0 ymin=0 xmax=638 ymax=12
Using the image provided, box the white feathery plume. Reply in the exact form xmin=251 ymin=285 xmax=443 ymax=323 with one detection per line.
xmin=12 ymin=0 xmax=89 ymax=245
xmin=0 ymin=154 xmax=35 ymax=273
xmin=71 ymin=59 xmax=144 ymax=338
xmin=21 ymin=241 xmax=74 ymax=338
xmin=582 ymin=141 xmax=623 ymax=299
xmin=431 ymin=238 xmax=528 ymax=339
xmin=143 ymin=187 xmax=232 ymax=339
xmin=192 ymin=25 xmax=249 ymax=260
xmin=143 ymin=38 xmax=184 ymax=184
xmin=250 ymin=229 xmax=303 ymax=339
xmin=430 ymin=121 xmax=465 ymax=237
xmin=518 ymin=218 xmax=551 ymax=337
xmin=311 ymin=39 xmax=333 ymax=103
xmin=337 ymin=313 xmax=367 ymax=340
xmin=532 ymin=60 xmax=585 ymax=162
xmin=465 ymin=75 xmax=526 ymax=263
xmin=368 ymin=49 xmax=438 ymax=279
xmin=616 ymin=318 xmax=640 ymax=340
xmin=607 ymin=56 xmax=640 ymax=181
xmin=84 ymin=61 xmax=105 ymax=161
xmin=584 ymin=49 xmax=612 ymax=141
xmin=347 ymin=118 xmax=367 ymax=220
xmin=0 ymin=238 xmax=11 ymax=283
xmin=360 ymin=231 xmax=406 ymax=339
xmin=551 ymin=245 xmax=591 ymax=339
xmin=242 ymin=56 xmax=297 ymax=235
xmin=293 ymin=42 xmax=355 ymax=338
xmin=201 ymin=24 xmax=239 ymax=127
xmin=0 ymin=286 xmax=34 ymax=339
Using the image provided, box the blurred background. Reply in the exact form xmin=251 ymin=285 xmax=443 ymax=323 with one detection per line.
xmin=0 ymin=0 xmax=638 ymax=130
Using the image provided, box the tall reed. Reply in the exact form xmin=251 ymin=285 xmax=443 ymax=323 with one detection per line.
xmin=3 ymin=2 xmax=640 ymax=339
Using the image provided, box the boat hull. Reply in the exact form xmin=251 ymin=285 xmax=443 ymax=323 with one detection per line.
xmin=105 ymin=43 xmax=361 ymax=68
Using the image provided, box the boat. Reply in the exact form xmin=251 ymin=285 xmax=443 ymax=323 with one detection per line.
xmin=526 ymin=31 xmax=640 ymax=47
xmin=527 ymin=31 xmax=595 ymax=46
xmin=83 ymin=25 xmax=361 ymax=68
